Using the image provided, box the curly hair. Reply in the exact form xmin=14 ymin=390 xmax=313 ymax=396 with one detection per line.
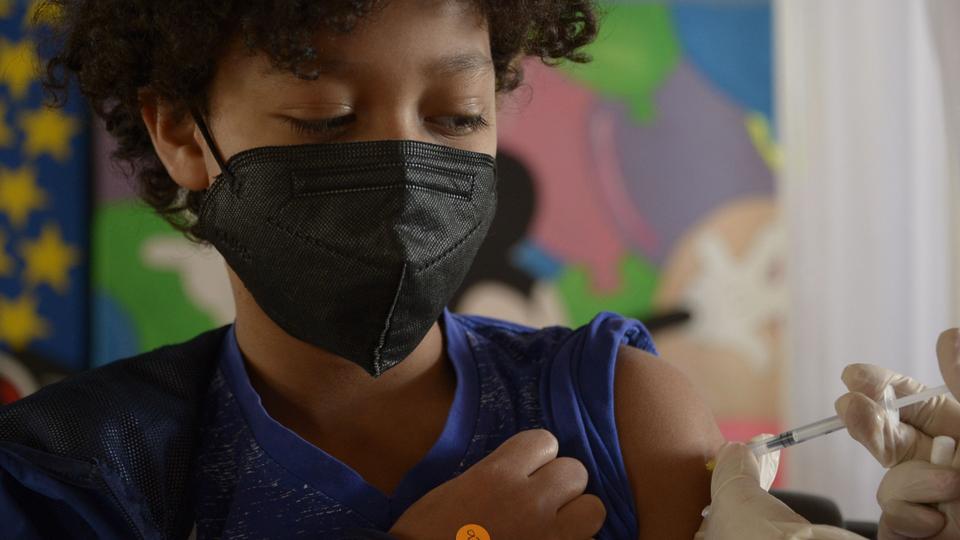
xmin=40 ymin=0 xmax=600 ymax=240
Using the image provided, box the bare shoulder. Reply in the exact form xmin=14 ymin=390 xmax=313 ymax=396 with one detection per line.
xmin=613 ymin=346 xmax=719 ymax=435
xmin=614 ymin=345 xmax=724 ymax=538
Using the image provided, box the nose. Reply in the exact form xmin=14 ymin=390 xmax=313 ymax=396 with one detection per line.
xmin=353 ymin=101 xmax=430 ymax=144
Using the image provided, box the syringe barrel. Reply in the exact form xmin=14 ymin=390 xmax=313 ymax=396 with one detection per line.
xmin=748 ymin=415 xmax=847 ymax=455
xmin=791 ymin=416 xmax=845 ymax=444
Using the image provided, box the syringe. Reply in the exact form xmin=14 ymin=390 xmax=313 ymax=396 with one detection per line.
xmin=748 ymin=384 xmax=951 ymax=456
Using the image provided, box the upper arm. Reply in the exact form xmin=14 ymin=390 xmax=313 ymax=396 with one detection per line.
xmin=614 ymin=345 xmax=724 ymax=539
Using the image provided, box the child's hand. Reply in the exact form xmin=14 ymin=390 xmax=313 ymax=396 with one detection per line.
xmin=389 ymin=429 xmax=605 ymax=540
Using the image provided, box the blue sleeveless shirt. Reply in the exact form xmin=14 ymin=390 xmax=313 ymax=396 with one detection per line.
xmin=191 ymin=310 xmax=657 ymax=539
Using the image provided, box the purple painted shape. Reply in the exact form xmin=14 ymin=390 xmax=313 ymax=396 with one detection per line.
xmin=94 ymin=120 xmax=138 ymax=203
xmin=611 ymin=61 xmax=774 ymax=264
xmin=586 ymin=106 xmax=661 ymax=256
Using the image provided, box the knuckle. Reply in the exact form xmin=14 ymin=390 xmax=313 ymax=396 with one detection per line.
xmin=485 ymin=459 xmax=515 ymax=481
xmin=473 ymin=455 xmax=509 ymax=480
xmin=554 ymin=456 xmax=587 ymax=477
xmin=878 ymin=452 xmax=898 ymax=471
xmin=938 ymin=328 xmax=959 ymax=348
xmin=583 ymin=494 xmax=607 ymax=523
xmin=547 ymin=459 xmax=588 ymax=494
xmin=936 ymin=469 xmax=960 ymax=496
xmin=876 ymin=442 xmax=898 ymax=467
xmin=505 ymin=429 xmax=536 ymax=446
xmin=877 ymin=515 xmax=898 ymax=540
xmin=840 ymin=364 xmax=860 ymax=386
xmin=509 ymin=428 xmax=555 ymax=449
xmin=842 ymin=364 xmax=875 ymax=389
xmin=552 ymin=495 xmax=606 ymax=540
xmin=529 ymin=429 xmax=559 ymax=451
xmin=534 ymin=487 xmax=557 ymax=515
xmin=877 ymin=468 xmax=902 ymax=506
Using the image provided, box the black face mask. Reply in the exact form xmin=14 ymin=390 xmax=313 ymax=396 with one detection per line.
xmin=191 ymin=113 xmax=497 ymax=377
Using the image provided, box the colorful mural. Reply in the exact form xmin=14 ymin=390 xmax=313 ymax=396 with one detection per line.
xmin=0 ymin=1 xmax=87 ymax=403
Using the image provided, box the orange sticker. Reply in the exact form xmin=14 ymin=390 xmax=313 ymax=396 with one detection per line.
xmin=456 ymin=524 xmax=491 ymax=540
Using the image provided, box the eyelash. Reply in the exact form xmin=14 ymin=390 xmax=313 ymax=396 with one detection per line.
xmin=283 ymin=115 xmax=356 ymax=135
xmin=437 ymin=114 xmax=490 ymax=135
xmin=282 ymin=114 xmax=490 ymax=137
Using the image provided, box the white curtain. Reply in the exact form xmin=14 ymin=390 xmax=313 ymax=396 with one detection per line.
xmin=928 ymin=0 xmax=960 ymax=318
xmin=776 ymin=0 xmax=958 ymax=520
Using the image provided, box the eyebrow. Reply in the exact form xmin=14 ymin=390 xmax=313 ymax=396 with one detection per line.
xmin=268 ymin=50 xmax=494 ymax=79
xmin=425 ymin=51 xmax=494 ymax=77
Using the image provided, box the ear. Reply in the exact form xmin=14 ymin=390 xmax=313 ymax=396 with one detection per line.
xmin=139 ymin=90 xmax=211 ymax=191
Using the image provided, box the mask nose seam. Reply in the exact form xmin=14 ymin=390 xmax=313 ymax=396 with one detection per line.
xmin=373 ymin=262 xmax=407 ymax=375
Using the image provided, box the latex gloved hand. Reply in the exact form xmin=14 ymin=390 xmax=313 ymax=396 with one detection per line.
xmin=695 ymin=440 xmax=866 ymax=540
xmin=835 ymin=329 xmax=960 ymax=539
xmin=835 ymin=329 xmax=960 ymax=468
xmin=872 ymin=457 xmax=960 ymax=539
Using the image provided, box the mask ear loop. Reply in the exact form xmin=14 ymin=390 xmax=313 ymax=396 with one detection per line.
xmin=190 ymin=108 xmax=233 ymax=182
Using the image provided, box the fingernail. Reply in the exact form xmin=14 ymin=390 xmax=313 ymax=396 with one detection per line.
xmin=835 ymin=394 xmax=851 ymax=416
xmin=840 ymin=365 xmax=854 ymax=385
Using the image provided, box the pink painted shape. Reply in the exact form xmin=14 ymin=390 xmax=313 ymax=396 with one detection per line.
xmin=498 ymin=62 xmax=631 ymax=291
xmin=718 ymin=419 xmax=787 ymax=488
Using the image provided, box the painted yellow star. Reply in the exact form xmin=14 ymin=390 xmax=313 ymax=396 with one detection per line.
xmin=19 ymin=106 xmax=78 ymax=161
xmin=0 ymin=1 xmax=13 ymax=20
xmin=20 ymin=223 xmax=79 ymax=294
xmin=0 ymin=293 xmax=48 ymax=351
xmin=25 ymin=0 xmax=63 ymax=26
xmin=0 ymin=39 xmax=40 ymax=101
xmin=0 ymin=166 xmax=45 ymax=228
xmin=0 ymin=229 xmax=13 ymax=277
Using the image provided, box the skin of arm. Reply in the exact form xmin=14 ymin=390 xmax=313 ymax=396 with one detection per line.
xmin=614 ymin=345 xmax=725 ymax=539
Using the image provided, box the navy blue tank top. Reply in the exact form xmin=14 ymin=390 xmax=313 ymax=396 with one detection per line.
xmin=191 ymin=309 xmax=657 ymax=539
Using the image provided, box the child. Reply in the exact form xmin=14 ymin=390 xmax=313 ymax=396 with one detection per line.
xmin=0 ymin=1 xmax=723 ymax=538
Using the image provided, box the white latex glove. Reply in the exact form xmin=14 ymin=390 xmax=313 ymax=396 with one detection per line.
xmin=835 ymin=329 xmax=960 ymax=539
xmin=873 ymin=458 xmax=960 ymax=539
xmin=835 ymin=329 xmax=960 ymax=467
xmin=695 ymin=441 xmax=866 ymax=540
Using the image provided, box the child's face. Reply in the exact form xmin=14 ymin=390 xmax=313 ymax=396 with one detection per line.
xmin=199 ymin=0 xmax=498 ymax=170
